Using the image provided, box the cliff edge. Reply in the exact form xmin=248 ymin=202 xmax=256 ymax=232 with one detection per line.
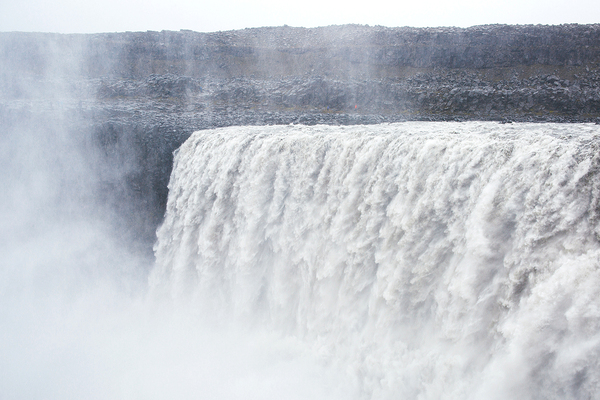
xmin=2 ymin=24 xmax=599 ymax=250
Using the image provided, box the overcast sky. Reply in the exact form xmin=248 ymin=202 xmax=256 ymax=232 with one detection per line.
xmin=1 ymin=0 xmax=598 ymax=33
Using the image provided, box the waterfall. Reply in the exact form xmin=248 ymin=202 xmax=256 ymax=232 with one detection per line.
xmin=152 ymin=122 xmax=600 ymax=399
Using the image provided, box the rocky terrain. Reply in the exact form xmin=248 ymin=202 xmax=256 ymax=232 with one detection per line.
xmin=1 ymin=24 xmax=599 ymax=250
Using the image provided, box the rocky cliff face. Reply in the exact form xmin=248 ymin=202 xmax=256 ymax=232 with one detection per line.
xmin=4 ymin=24 xmax=600 ymax=117
xmin=2 ymin=24 xmax=599 ymax=251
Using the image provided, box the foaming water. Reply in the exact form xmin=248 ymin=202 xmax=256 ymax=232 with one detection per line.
xmin=152 ymin=122 xmax=600 ymax=399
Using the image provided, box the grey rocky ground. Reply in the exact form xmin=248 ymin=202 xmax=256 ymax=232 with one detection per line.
xmin=2 ymin=24 xmax=599 ymax=251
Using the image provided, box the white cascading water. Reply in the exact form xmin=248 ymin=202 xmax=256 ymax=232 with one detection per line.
xmin=151 ymin=122 xmax=600 ymax=399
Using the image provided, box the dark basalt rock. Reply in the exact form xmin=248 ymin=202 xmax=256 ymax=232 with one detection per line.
xmin=1 ymin=24 xmax=599 ymax=252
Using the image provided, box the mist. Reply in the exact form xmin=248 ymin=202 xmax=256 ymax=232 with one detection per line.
xmin=0 ymin=38 xmax=355 ymax=400
xmin=2 ymin=25 xmax=600 ymax=399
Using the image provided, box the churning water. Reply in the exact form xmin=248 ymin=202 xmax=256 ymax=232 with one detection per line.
xmin=3 ymin=122 xmax=600 ymax=399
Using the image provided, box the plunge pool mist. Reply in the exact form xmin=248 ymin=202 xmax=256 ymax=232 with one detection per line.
xmin=2 ymin=122 xmax=600 ymax=400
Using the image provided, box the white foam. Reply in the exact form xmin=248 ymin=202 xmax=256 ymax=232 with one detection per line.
xmin=153 ymin=122 xmax=600 ymax=399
